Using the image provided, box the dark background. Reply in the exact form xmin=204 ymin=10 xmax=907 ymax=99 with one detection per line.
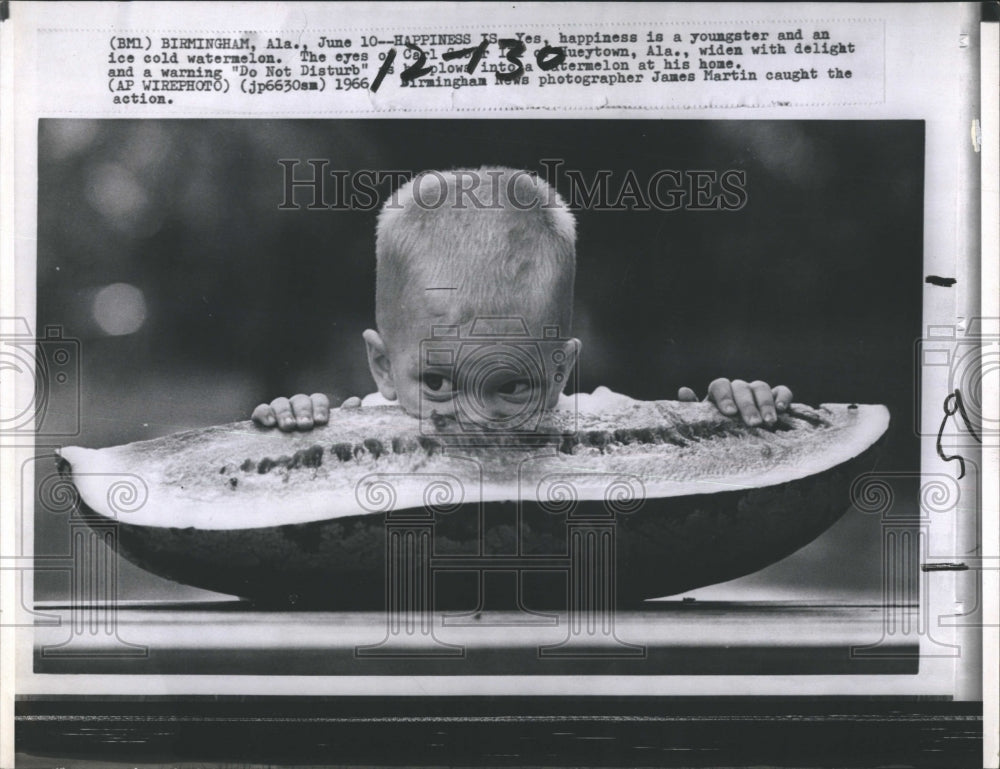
xmin=35 ymin=119 xmax=924 ymax=602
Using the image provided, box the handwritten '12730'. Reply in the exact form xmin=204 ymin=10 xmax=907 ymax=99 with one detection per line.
xmin=370 ymin=39 xmax=567 ymax=91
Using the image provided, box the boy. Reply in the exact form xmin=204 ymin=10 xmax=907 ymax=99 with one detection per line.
xmin=252 ymin=167 xmax=791 ymax=431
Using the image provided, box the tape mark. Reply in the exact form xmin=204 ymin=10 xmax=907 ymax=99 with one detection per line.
xmin=925 ymin=275 xmax=957 ymax=287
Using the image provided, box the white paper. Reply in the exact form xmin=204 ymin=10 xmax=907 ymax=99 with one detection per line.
xmin=1 ymin=2 xmax=995 ymax=767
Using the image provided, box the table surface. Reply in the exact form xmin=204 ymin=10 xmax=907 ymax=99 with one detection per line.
xmin=32 ymin=600 xmax=919 ymax=675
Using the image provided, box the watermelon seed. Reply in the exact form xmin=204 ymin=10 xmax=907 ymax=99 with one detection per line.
xmin=655 ymin=426 xmax=687 ymax=446
xmin=332 ymin=443 xmax=353 ymax=462
xmin=229 ymin=477 xmax=238 ymax=489
xmin=297 ymin=445 xmax=324 ymax=468
xmin=613 ymin=429 xmax=634 ymax=445
xmin=633 ymin=427 xmax=656 ymax=444
xmin=558 ymin=433 xmax=579 ymax=455
xmin=392 ymin=436 xmax=418 ymax=454
xmin=587 ymin=430 xmax=609 ymax=450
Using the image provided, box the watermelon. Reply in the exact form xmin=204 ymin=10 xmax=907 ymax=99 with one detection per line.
xmin=55 ymin=401 xmax=888 ymax=608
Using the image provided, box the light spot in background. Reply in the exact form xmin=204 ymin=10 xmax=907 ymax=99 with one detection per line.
xmin=92 ymin=283 xmax=147 ymax=336
xmin=84 ymin=162 xmax=162 ymax=237
xmin=709 ymin=122 xmax=833 ymax=189
xmin=122 ymin=122 xmax=175 ymax=173
xmin=44 ymin=121 xmax=99 ymax=161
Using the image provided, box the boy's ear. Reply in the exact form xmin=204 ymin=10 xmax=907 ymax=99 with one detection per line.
xmin=362 ymin=329 xmax=397 ymax=402
xmin=563 ymin=337 xmax=581 ymax=383
xmin=548 ymin=337 xmax=580 ymax=404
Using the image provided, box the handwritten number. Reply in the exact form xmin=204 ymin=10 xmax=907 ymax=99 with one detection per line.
xmin=370 ymin=48 xmax=396 ymax=93
xmin=442 ymin=38 xmax=490 ymax=75
xmin=372 ymin=41 xmax=566 ymax=92
xmin=496 ymin=38 xmax=526 ymax=82
xmin=401 ymin=42 xmax=435 ymax=84
xmin=535 ymin=45 xmax=566 ymax=70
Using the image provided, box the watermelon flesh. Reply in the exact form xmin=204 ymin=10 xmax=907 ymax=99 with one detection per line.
xmin=55 ymin=401 xmax=888 ymax=607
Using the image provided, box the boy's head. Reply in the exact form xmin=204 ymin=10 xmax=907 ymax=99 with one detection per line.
xmin=362 ymin=167 xmax=579 ymax=428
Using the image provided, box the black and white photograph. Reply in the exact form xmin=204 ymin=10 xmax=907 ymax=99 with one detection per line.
xmin=30 ymin=117 xmax=928 ymax=678
xmin=1 ymin=3 xmax=994 ymax=768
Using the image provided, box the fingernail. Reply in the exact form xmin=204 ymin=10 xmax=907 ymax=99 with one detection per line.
xmin=281 ymin=417 xmax=294 ymax=427
xmin=763 ymin=407 xmax=776 ymax=423
xmin=263 ymin=414 xmax=275 ymax=426
xmin=721 ymin=401 xmax=738 ymax=415
xmin=747 ymin=415 xmax=762 ymax=426
xmin=298 ymin=417 xmax=311 ymax=426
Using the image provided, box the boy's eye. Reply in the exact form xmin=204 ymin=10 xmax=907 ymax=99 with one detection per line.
xmin=497 ymin=379 xmax=530 ymax=398
xmin=422 ymin=373 xmax=454 ymax=393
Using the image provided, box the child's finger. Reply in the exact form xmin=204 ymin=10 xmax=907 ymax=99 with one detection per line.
xmin=677 ymin=386 xmax=698 ymax=402
xmin=251 ymin=403 xmax=276 ymax=427
xmin=289 ymin=394 xmax=314 ymax=428
xmin=311 ymin=393 xmax=330 ymax=424
xmin=750 ymin=380 xmax=777 ymax=424
xmin=730 ymin=379 xmax=762 ymax=426
xmin=707 ymin=378 xmax=739 ymax=417
xmin=270 ymin=397 xmax=296 ymax=431
xmin=772 ymin=385 xmax=793 ymax=412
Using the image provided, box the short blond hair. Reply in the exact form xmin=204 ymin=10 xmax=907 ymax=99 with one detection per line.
xmin=375 ymin=167 xmax=576 ymax=340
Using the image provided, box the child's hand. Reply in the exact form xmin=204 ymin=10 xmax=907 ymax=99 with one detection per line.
xmin=678 ymin=379 xmax=793 ymax=427
xmin=252 ymin=393 xmax=330 ymax=431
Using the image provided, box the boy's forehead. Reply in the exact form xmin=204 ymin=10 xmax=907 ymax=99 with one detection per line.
xmin=391 ymin=286 xmax=558 ymax=346
xmin=417 ymin=286 xmax=462 ymax=318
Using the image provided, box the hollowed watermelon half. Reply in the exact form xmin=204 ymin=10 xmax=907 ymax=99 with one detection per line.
xmin=55 ymin=401 xmax=889 ymax=608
